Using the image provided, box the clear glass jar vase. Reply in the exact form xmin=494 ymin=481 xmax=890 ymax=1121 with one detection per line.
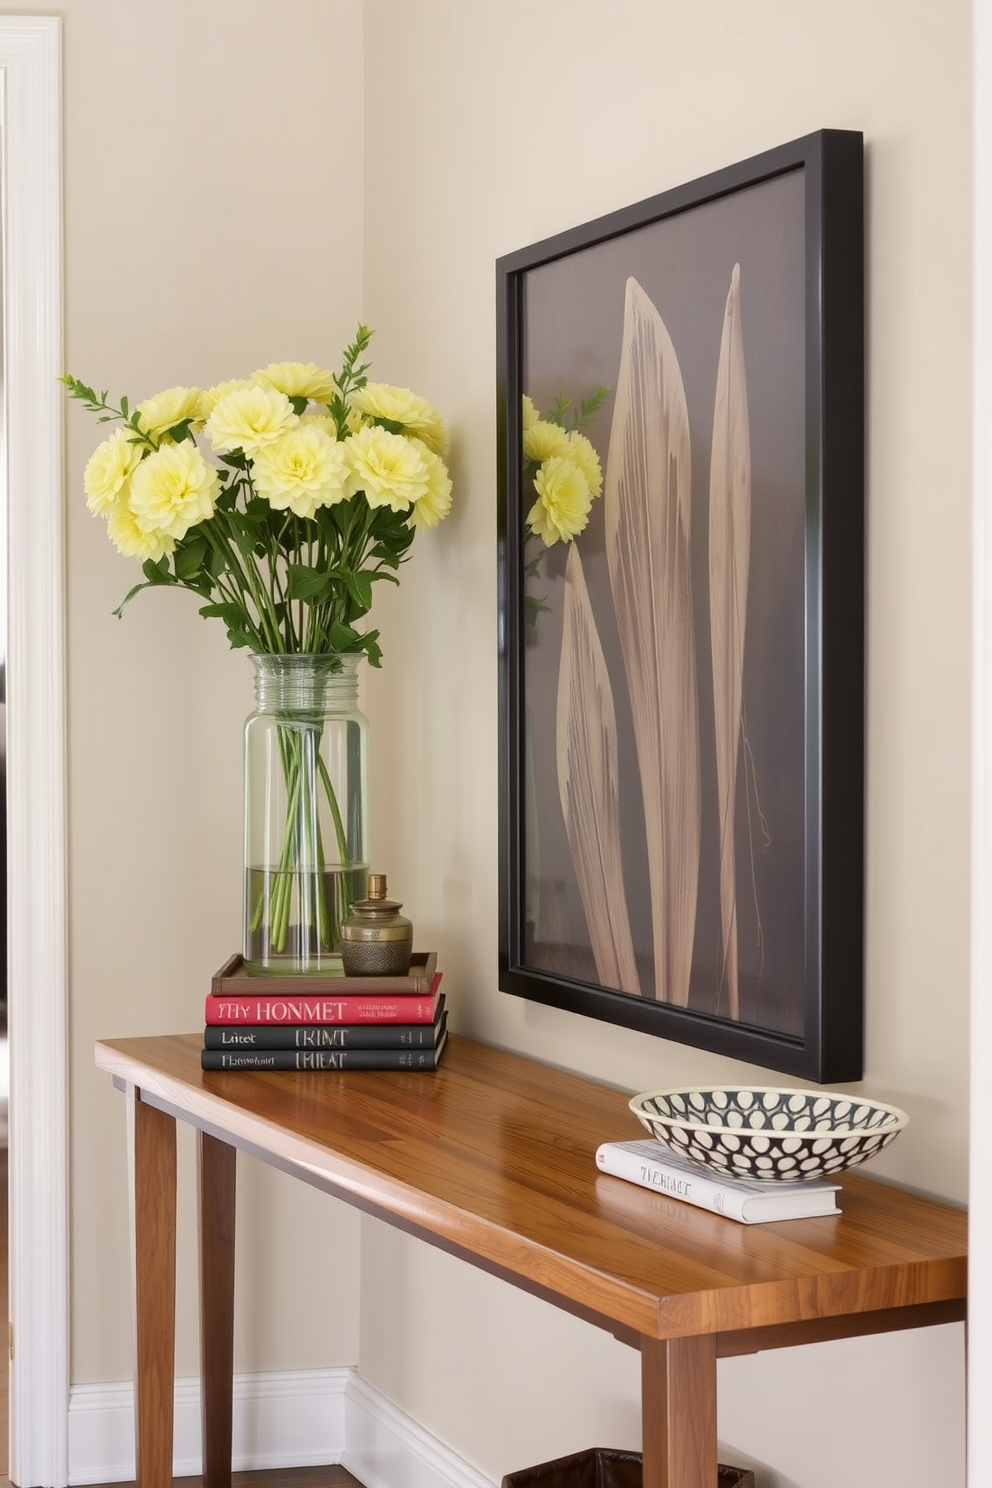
xmin=243 ymin=653 xmax=369 ymax=975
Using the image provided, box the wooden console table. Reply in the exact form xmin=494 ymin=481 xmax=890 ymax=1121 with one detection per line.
xmin=95 ymin=1032 xmax=968 ymax=1488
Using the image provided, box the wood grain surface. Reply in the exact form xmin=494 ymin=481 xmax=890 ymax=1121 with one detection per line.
xmin=97 ymin=1032 xmax=967 ymax=1348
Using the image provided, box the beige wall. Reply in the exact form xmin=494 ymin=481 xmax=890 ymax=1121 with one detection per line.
xmin=63 ymin=0 xmax=366 ymax=1379
xmin=58 ymin=1 xmax=971 ymax=1485
xmin=358 ymin=3 xmax=971 ymax=1486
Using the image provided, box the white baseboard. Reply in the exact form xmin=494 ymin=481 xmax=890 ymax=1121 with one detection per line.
xmin=343 ymin=1373 xmax=496 ymax=1488
xmin=67 ymin=1367 xmax=348 ymax=1484
xmin=66 ymin=1367 xmax=496 ymax=1488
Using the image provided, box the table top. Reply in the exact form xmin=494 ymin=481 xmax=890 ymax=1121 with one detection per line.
xmin=95 ymin=1031 xmax=967 ymax=1346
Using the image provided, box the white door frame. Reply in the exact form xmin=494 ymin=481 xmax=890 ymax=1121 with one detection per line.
xmin=973 ymin=6 xmax=992 ymax=1484
xmin=0 ymin=16 xmax=69 ymax=1487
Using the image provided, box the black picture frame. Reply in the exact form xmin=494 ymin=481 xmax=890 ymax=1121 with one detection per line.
xmin=496 ymin=129 xmax=864 ymax=1083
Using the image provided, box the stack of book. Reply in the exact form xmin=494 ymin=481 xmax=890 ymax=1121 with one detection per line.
xmin=595 ymin=1139 xmax=841 ymax=1225
xmin=201 ymin=951 xmax=447 ymax=1072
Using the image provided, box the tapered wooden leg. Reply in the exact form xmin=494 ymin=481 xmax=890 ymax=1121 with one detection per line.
xmin=641 ymin=1334 xmax=718 ymax=1488
xmin=198 ymin=1131 xmax=236 ymax=1488
xmin=127 ymin=1088 xmax=177 ymax=1488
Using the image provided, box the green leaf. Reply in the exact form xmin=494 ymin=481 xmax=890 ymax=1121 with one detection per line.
xmin=361 ymin=630 xmax=383 ymax=668
xmin=206 ymin=542 xmax=228 ymax=579
xmin=166 ymin=419 xmax=194 ymax=443
xmin=225 ymin=630 xmax=254 ymax=652
xmin=142 ymin=556 xmax=173 ymax=585
xmin=371 ymin=415 xmax=405 ymax=437
xmin=341 ymin=569 xmax=372 ymax=613
xmin=286 ymin=565 xmax=332 ymax=602
xmin=174 ymin=537 xmax=207 ymax=581
xmin=289 ymin=396 xmax=309 ymax=415
xmin=198 ymin=602 xmax=249 ymax=627
xmin=226 ymin=512 xmax=264 ymax=558
xmin=220 ymin=451 xmax=248 ymax=470
xmin=327 ymin=620 xmax=361 ymax=652
xmin=112 ymin=581 xmax=154 ymax=619
xmin=120 ymin=394 xmax=130 ymax=417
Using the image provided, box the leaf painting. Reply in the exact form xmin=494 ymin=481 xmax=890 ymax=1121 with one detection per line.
xmin=556 ymin=543 xmax=641 ymax=996
xmin=709 ymin=264 xmax=752 ymax=1021
xmin=604 ymin=277 xmax=701 ymax=1006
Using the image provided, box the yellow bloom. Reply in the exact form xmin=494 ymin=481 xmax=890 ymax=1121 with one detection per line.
xmin=129 ymin=442 xmax=220 ymax=541
xmin=252 ymin=425 xmax=354 ymax=518
xmin=565 ymin=430 xmax=603 ymax=499
xmin=205 ymin=385 xmax=298 ymax=456
xmin=83 ymin=428 xmax=142 ymax=516
xmin=105 ymin=502 xmax=174 ymax=561
xmin=527 ymin=456 xmax=592 ymax=545
xmin=409 ymin=444 xmax=453 ymax=530
xmin=199 ymin=378 xmax=253 ymax=420
xmin=350 ymin=382 xmax=447 ymax=456
xmin=521 ymin=395 xmax=541 ymax=432
xmin=523 ymin=418 xmax=569 ymax=465
xmin=347 ymin=424 xmax=430 ymax=511
xmin=253 ymin=361 xmax=337 ymax=403
xmin=300 ymin=410 xmax=339 ymax=438
xmin=136 ymin=385 xmax=204 ymax=438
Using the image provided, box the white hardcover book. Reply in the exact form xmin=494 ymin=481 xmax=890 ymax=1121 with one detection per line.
xmin=595 ymin=1139 xmax=841 ymax=1224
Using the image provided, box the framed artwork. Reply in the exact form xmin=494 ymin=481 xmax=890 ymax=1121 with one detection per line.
xmin=496 ymin=129 xmax=864 ymax=1082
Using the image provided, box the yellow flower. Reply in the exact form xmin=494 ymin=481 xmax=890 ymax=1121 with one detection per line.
xmin=523 ymin=418 xmax=570 ymax=465
xmin=252 ymin=425 xmax=354 ymax=518
xmin=565 ymin=430 xmax=603 ymax=499
xmin=136 ymin=385 xmax=204 ymax=438
xmin=521 ymin=395 xmax=541 ymax=432
xmin=205 ymin=385 xmax=298 ymax=456
xmin=253 ymin=361 xmax=337 ymax=403
xmin=105 ymin=502 xmax=175 ymax=561
xmin=199 ymin=378 xmax=253 ymax=420
xmin=527 ymin=456 xmax=592 ymax=545
xmin=409 ymin=444 xmax=453 ymax=530
xmin=129 ymin=442 xmax=220 ymax=542
xmin=300 ymin=410 xmax=339 ymax=438
xmin=347 ymin=424 xmax=430 ymax=511
xmin=350 ymin=382 xmax=447 ymax=456
xmin=83 ymin=428 xmax=142 ymax=516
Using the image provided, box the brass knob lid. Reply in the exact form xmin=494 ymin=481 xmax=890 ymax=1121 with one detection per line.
xmin=348 ymin=871 xmax=404 ymax=917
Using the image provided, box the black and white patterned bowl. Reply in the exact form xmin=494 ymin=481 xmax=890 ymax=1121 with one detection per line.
xmin=628 ymin=1086 xmax=909 ymax=1183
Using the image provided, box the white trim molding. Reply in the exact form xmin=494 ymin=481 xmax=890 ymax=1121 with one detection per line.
xmin=0 ymin=15 xmax=69 ymax=1488
xmin=973 ymin=5 xmax=992 ymax=1485
xmin=343 ymin=1374 xmax=496 ymax=1488
xmin=66 ymin=1368 xmax=496 ymax=1488
xmin=68 ymin=1369 xmax=349 ymax=1485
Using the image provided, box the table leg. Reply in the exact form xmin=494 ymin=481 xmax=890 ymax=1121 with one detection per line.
xmin=641 ymin=1335 xmax=718 ymax=1488
xmin=198 ymin=1131 xmax=237 ymax=1488
xmin=126 ymin=1087 xmax=177 ymax=1488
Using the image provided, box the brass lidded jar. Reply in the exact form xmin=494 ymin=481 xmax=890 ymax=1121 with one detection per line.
xmin=340 ymin=873 xmax=413 ymax=977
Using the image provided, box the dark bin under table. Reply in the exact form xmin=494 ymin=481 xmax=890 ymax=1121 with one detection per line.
xmin=500 ymin=1447 xmax=755 ymax=1488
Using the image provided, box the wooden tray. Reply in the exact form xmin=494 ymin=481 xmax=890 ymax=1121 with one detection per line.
xmin=210 ymin=949 xmax=438 ymax=998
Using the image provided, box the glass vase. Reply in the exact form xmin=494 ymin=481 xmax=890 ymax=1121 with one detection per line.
xmin=243 ymin=653 xmax=369 ymax=975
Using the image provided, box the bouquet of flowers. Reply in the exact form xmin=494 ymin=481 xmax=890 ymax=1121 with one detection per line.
xmin=63 ymin=329 xmax=452 ymax=970
xmin=62 ymin=325 xmax=452 ymax=665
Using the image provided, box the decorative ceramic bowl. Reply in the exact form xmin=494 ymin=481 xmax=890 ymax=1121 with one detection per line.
xmin=628 ymin=1086 xmax=909 ymax=1183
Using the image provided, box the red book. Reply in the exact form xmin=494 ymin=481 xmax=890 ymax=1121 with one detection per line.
xmin=204 ymin=974 xmax=442 ymax=1026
